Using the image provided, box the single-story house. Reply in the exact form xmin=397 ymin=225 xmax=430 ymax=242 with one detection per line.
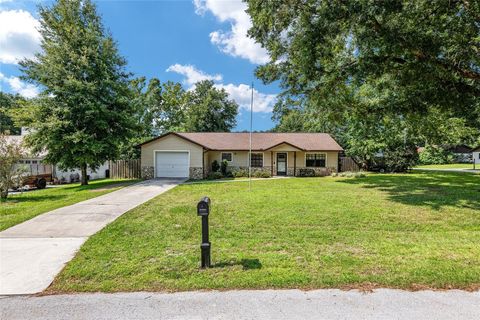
xmin=139 ymin=132 xmax=344 ymax=179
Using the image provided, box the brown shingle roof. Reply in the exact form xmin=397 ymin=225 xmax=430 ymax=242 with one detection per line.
xmin=142 ymin=132 xmax=343 ymax=151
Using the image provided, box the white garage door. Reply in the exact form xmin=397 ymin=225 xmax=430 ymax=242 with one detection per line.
xmin=155 ymin=152 xmax=189 ymax=178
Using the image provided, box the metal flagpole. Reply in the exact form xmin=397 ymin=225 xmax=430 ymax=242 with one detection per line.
xmin=249 ymin=82 xmax=253 ymax=191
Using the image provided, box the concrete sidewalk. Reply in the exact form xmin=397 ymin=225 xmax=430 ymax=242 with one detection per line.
xmin=1 ymin=289 xmax=478 ymax=320
xmin=0 ymin=179 xmax=183 ymax=295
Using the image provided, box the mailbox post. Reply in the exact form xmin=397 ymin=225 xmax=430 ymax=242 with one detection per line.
xmin=197 ymin=197 xmax=211 ymax=268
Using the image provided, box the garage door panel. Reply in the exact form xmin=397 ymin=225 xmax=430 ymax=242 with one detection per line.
xmin=155 ymin=152 xmax=189 ymax=178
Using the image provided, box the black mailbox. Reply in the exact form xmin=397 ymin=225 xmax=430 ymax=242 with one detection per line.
xmin=197 ymin=197 xmax=210 ymax=216
xmin=197 ymin=196 xmax=211 ymax=268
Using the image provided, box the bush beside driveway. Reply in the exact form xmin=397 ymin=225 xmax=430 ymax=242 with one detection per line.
xmin=49 ymin=172 xmax=480 ymax=293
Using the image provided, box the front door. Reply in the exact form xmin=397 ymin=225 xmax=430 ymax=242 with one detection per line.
xmin=276 ymin=153 xmax=287 ymax=176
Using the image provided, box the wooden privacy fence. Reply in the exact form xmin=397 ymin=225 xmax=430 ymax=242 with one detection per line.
xmin=339 ymin=157 xmax=360 ymax=172
xmin=108 ymin=159 xmax=141 ymax=179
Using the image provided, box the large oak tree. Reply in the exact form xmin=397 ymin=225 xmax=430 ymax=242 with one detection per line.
xmin=20 ymin=0 xmax=137 ymax=184
xmin=247 ymin=0 xmax=480 ymax=164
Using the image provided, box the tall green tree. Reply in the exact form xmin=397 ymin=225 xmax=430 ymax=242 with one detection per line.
xmin=0 ymin=93 xmax=24 ymax=135
xmin=247 ymin=0 xmax=480 ymax=166
xmin=247 ymin=0 xmax=480 ymax=123
xmin=20 ymin=0 xmax=137 ymax=184
xmin=183 ymin=80 xmax=238 ymax=132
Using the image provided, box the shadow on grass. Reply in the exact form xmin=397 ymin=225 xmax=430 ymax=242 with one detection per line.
xmin=3 ymin=194 xmax=66 ymax=203
xmin=64 ymin=179 xmax=138 ymax=192
xmin=339 ymin=171 xmax=480 ymax=210
xmin=213 ymin=258 xmax=262 ymax=270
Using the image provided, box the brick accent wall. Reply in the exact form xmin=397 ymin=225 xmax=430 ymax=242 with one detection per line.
xmin=141 ymin=166 xmax=154 ymax=179
xmin=189 ymin=167 xmax=204 ymax=180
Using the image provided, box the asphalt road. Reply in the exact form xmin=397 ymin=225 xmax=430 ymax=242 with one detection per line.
xmin=1 ymin=289 xmax=479 ymax=320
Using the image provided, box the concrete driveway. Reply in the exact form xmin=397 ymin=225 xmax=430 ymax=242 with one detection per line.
xmin=0 ymin=179 xmax=184 ymax=295
xmin=0 ymin=289 xmax=478 ymax=320
xmin=413 ymin=168 xmax=479 ymax=174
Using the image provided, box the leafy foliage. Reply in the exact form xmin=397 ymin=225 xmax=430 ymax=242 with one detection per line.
xmin=252 ymin=170 xmax=272 ymax=178
xmin=247 ymin=0 xmax=479 ymax=120
xmin=220 ymin=159 xmax=229 ymax=176
xmin=0 ymin=134 xmax=28 ymax=200
xmin=19 ymin=0 xmax=137 ymax=184
xmin=127 ymin=79 xmax=239 ymax=153
xmin=419 ymin=145 xmax=454 ymax=165
xmin=211 ymin=160 xmax=220 ymax=173
xmin=246 ymin=0 xmax=480 ymax=166
xmin=183 ymin=80 xmax=238 ymax=132
xmin=0 ymin=93 xmax=25 ymax=135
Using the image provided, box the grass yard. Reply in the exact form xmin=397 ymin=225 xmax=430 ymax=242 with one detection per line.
xmin=0 ymin=179 xmax=139 ymax=231
xmin=50 ymin=172 xmax=480 ymax=293
xmin=416 ymin=163 xmax=477 ymax=170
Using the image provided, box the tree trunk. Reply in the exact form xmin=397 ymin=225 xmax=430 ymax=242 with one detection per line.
xmin=80 ymin=164 xmax=88 ymax=185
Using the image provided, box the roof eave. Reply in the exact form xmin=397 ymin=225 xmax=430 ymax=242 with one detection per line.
xmin=137 ymin=132 xmax=210 ymax=149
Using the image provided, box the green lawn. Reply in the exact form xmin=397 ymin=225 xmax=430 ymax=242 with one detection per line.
xmin=415 ymin=163 xmax=476 ymax=170
xmin=0 ymin=179 xmax=139 ymax=231
xmin=50 ymin=172 xmax=480 ymax=292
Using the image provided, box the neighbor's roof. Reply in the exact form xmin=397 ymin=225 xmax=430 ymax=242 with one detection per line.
xmin=4 ymin=135 xmax=47 ymax=158
xmin=472 ymin=146 xmax=480 ymax=152
xmin=141 ymin=132 xmax=343 ymax=151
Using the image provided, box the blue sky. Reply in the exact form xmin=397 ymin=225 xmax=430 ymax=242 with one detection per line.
xmin=0 ymin=0 xmax=278 ymax=131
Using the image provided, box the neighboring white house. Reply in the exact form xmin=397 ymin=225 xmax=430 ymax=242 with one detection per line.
xmin=5 ymin=130 xmax=108 ymax=183
xmin=54 ymin=162 xmax=109 ymax=183
xmin=473 ymin=146 xmax=480 ymax=170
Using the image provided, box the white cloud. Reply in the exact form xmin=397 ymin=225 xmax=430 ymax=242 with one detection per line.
xmin=167 ymin=63 xmax=275 ymax=113
xmin=0 ymin=9 xmax=41 ymax=64
xmin=166 ymin=64 xmax=222 ymax=87
xmin=0 ymin=72 xmax=39 ymax=98
xmin=193 ymin=0 xmax=269 ymax=64
xmin=216 ymin=83 xmax=275 ymax=113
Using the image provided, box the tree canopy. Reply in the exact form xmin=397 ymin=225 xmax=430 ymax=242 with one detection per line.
xmin=247 ymin=0 xmax=479 ymax=119
xmin=246 ymin=0 xmax=480 ymax=166
xmin=0 ymin=93 xmax=25 ymax=135
xmin=183 ymin=80 xmax=238 ymax=132
xmin=131 ymin=78 xmax=238 ymax=136
xmin=20 ymin=0 xmax=137 ymax=184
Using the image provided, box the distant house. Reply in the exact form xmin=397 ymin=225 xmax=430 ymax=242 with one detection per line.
xmin=417 ymin=144 xmax=473 ymax=163
xmin=472 ymin=146 xmax=480 ymax=170
xmin=444 ymin=144 xmax=473 ymax=163
xmin=139 ymin=132 xmax=344 ymax=179
xmin=5 ymin=130 xmax=108 ymax=184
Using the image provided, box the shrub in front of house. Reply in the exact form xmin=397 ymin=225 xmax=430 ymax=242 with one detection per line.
xmin=207 ymin=172 xmax=223 ymax=180
xmin=232 ymin=168 xmax=249 ymax=178
xmin=211 ymin=160 xmax=220 ymax=172
xmin=298 ymin=168 xmax=316 ymax=177
xmin=220 ymin=160 xmax=229 ymax=176
xmin=252 ymin=170 xmax=272 ymax=178
xmin=334 ymin=171 xmax=366 ymax=178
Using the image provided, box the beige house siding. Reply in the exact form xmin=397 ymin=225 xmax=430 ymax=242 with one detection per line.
xmin=140 ymin=134 xmax=340 ymax=179
xmin=140 ymin=134 xmax=204 ymax=179
xmin=204 ymin=150 xmax=339 ymax=176
xmin=207 ymin=151 xmax=273 ymax=169
xmin=296 ymin=151 xmax=338 ymax=170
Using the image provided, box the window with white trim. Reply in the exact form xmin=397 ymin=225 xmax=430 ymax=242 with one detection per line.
xmin=306 ymin=153 xmax=326 ymax=167
xmin=221 ymin=152 xmax=233 ymax=162
xmin=250 ymin=153 xmax=263 ymax=167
